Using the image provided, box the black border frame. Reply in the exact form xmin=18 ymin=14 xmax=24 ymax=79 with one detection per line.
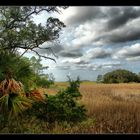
xmin=0 ymin=1 xmax=140 ymax=138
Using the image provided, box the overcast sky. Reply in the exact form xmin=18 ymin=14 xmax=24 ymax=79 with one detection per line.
xmin=23 ymin=6 xmax=140 ymax=81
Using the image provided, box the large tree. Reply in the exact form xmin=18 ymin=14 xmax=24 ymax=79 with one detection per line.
xmin=0 ymin=6 xmax=67 ymax=61
xmin=0 ymin=6 xmax=67 ymax=124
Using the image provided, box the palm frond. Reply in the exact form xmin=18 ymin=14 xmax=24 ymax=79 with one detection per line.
xmin=0 ymin=78 xmax=33 ymax=119
xmin=0 ymin=79 xmax=24 ymax=95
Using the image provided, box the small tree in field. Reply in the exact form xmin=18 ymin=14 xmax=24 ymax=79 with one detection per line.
xmin=66 ymin=76 xmax=81 ymax=97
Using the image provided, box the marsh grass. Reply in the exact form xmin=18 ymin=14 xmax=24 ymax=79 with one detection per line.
xmin=1 ymin=82 xmax=140 ymax=134
xmin=36 ymin=82 xmax=140 ymax=133
xmin=80 ymin=83 xmax=140 ymax=133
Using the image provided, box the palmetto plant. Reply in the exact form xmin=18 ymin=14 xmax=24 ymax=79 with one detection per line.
xmin=0 ymin=78 xmax=33 ymax=119
xmin=0 ymin=78 xmax=24 ymax=95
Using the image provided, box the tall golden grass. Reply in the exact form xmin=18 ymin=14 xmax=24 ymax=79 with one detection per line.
xmin=44 ymin=82 xmax=140 ymax=133
xmin=12 ymin=82 xmax=140 ymax=134
xmin=79 ymin=83 xmax=140 ymax=133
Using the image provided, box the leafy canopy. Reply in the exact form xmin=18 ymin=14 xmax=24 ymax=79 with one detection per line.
xmin=0 ymin=6 xmax=67 ymax=61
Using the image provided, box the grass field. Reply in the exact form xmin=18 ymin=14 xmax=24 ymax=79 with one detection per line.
xmin=1 ymin=82 xmax=140 ymax=134
xmin=43 ymin=82 xmax=140 ymax=133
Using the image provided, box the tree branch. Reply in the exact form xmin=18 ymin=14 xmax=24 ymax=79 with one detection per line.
xmin=31 ymin=49 xmax=56 ymax=63
xmin=6 ymin=7 xmax=58 ymax=29
xmin=18 ymin=49 xmax=29 ymax=59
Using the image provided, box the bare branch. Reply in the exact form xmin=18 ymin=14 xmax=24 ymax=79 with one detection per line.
xmin=18 ymin=49 xmax=29 ymax=59
xmin=32 ymin=49 xmax=56 ymax=63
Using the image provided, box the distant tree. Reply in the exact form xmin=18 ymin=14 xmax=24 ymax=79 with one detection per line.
xmin=103 ymin=69 xmax=139 ymax=83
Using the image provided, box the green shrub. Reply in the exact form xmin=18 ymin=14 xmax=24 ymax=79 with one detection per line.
xmin=28 ymin=77 xmax=87 ymax=124
xmin=65 ymin=76 xmax=81 ymax=97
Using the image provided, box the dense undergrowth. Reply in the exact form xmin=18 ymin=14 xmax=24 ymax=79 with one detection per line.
xmin=0 ymin=77 xmax=87 ymax=133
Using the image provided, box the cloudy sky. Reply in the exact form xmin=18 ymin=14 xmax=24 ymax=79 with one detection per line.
xmin=23 ymin=6 xmax=140 ymax=81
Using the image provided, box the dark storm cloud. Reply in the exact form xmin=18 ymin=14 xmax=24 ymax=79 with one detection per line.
xmin=124 ymin=51 xmax=140 ymax=57
xmin=66 ymin=7 xmax=105 ymax=25
xmin=74 ymin=60 xmax=89 ymax=65
xmin=66 ymin=7 xmax=140 ymax=30
xmin=87 ymin=48 xmax=111 ymax=59
xmin=35 ymin=42 xmax=83 ymax=59
xmin=108 ymin=28 xmax=140 ymax=43
xmin=91 ymin=51 xmax=111 ymax=59
xmin=104 ymin=7 xmax=140 ymax=43
xmin=51 ymin=44 xmax=64 ymax=54
xmin=58 ymin=49 xmax=83 ymax=58
xmin=114 ymin=43 xmax=140 ymax=59
xmin=65 ymin=6 xmax=140 ymax=46
xmin=94 ymin=27 xmax=140 ymax=44
xmin=106 ymin=7 xmax=140 ymax=31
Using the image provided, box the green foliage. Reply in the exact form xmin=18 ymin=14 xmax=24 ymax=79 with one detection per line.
xmin=0 ymin=78 xmax=33 ymax=131
xmin=0 ymin=52 xmax=36 ymax=91
xmin=0 ymin=6 xmax=67 ymax=90
xmin=35 ymin=75 xmax=51 ymax=88
xmin=65 ymin=76 xmax=81 ymax=97
xmin=0 ymin=52 xmax=18 ymax=80
xmin=0 ymin=6 xmax=66 ymax=61
xmin=0 ymin=93 xmax=32 ymax=119
xmin=29 ymin=56 xmax=54 ymax=88
xmin=0 ymin=51 xmax=54 ymax=91
xmin=103 ymin=69 xmax=139 ymax=83
xmin=0 ymin=6 xmax=69 ymax=132
xmin=28 ymin=77 xmax=87 ymax=124
xmin=16 ymin=57 xmax=35 ymax=91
